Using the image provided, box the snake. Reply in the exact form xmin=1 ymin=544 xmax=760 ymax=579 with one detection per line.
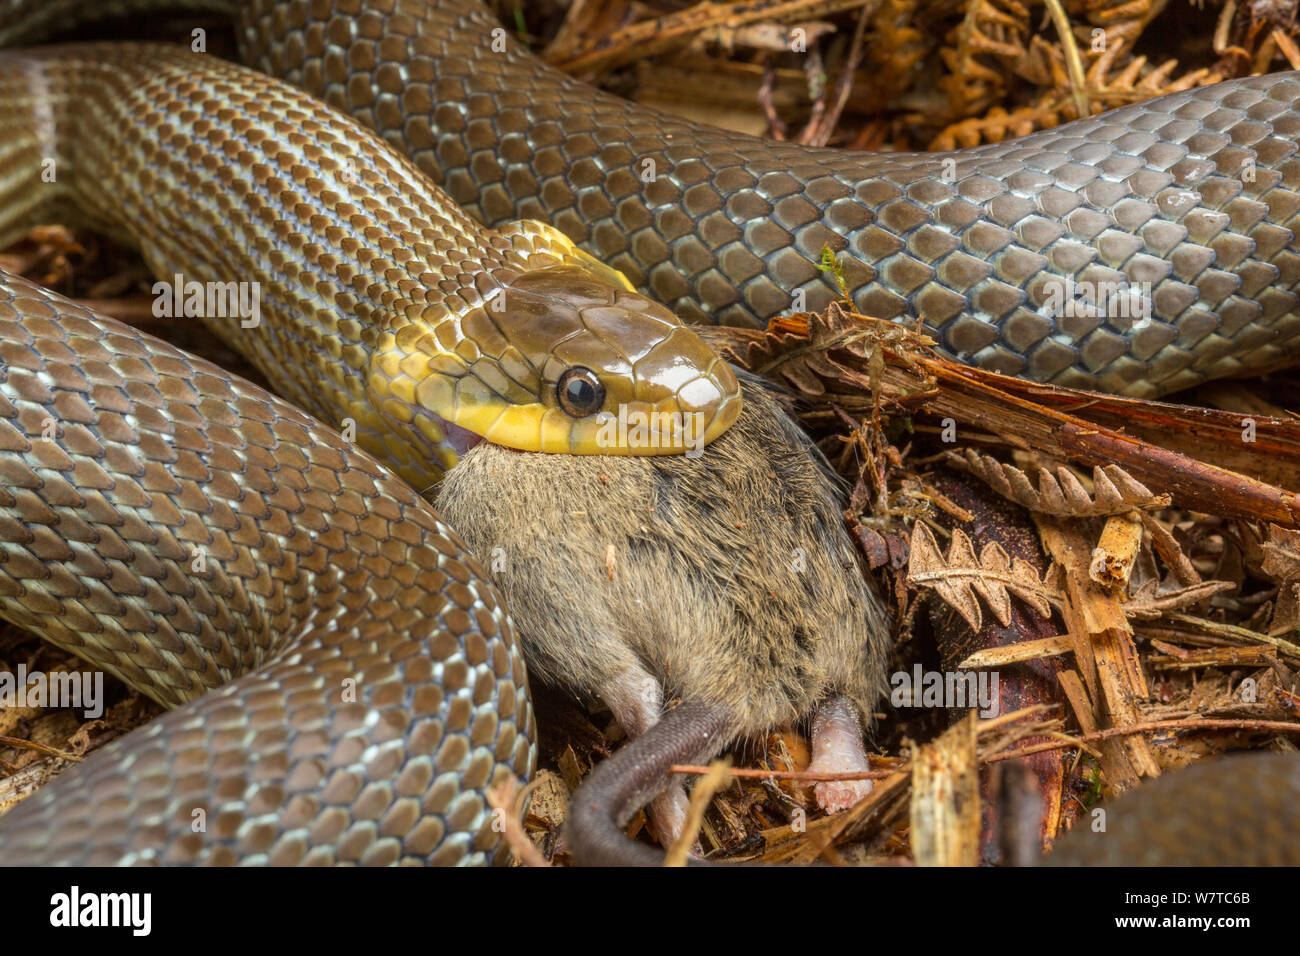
xmin=0 ymin=0 xmax=1297 ymax=864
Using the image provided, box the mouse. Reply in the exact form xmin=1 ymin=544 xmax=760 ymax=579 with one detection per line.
xmin=434 ymin=374 xmax=892 ymax=863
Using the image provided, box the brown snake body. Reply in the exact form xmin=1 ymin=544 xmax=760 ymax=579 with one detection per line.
xmin=1 ymin=0 xmax=1300 ymax=865
xmin=0 ymin=270 xmax=534 ymax=865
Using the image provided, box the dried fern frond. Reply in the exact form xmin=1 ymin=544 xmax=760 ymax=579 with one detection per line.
xmin=939 ymin=0 xmax=1033 ymax=119
xmin=932 ymin=0 xmax=1223 ymax=148
xmin=907 ymin=523 xmax=1057 ymax=632
xmin=930 ymin=102 xmax=1062 ymax=149
xmin=865 ymin=0 xmax=928 ymax=104
xmin=1124 ymin=579 xmax=1237 ymax=620
xmin=951 ymin=448 xmax=1172 ymax=516
xmin=1085 ymin=46 xmax=1217 ymax=100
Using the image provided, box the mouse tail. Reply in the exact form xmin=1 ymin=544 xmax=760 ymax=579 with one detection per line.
xmin=566 ymin=700 xmax=732 ymax=866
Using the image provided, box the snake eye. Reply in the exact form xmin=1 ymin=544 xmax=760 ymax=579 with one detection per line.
xmin=557 ymin=366 xmax=606 ymax=418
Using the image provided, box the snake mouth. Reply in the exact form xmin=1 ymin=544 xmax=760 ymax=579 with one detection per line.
xmin=369 ymin=347 xmax=743 ymax=463
xmin=458 ymin=359 xmax=743 ymax=456
xmin=487 ymin=384 xmax=743 ymax=455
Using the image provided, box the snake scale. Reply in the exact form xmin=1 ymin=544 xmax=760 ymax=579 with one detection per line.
xmin=0 ymin=0 xmax=1298 ymax=864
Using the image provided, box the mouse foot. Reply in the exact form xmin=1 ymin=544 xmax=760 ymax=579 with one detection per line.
xmin=646 ymin=785 xmax=694 ymax=850
xmin=814 ymin=778 xmax=873 ymax=813
xmin=808 ymin=695 xmax=873 ymax=813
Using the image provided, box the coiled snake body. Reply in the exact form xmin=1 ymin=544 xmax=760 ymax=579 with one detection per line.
xmin=0 ymin=269 xmax=534 ymax=865
xmin=9 ymin=0 xmax=1300 ymax=399
xmin=1 ymin=0 xmax=1299 ymax=864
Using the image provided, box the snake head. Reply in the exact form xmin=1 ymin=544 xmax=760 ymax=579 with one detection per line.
xmin=374 ymin=265 xmax=742 ymax=463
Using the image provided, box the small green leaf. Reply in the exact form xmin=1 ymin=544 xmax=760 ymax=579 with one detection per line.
xmin=815 ymin=245 xmax=851 ymax=304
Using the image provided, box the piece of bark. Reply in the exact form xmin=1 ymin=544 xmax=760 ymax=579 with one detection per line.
xmin=1089 ymin=511 xmax=1143 ymax=590
xmin=1035 ymin=518 xmax=1159 ymax=787
xmin=910 ymin=711 xmax=980 ymax=866
xmin=958 ymin=634 xmax=1072 ymax=668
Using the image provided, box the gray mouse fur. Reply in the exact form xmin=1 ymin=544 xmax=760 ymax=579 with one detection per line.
xmin=435 ymin=378 xmax=890 ymax=741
